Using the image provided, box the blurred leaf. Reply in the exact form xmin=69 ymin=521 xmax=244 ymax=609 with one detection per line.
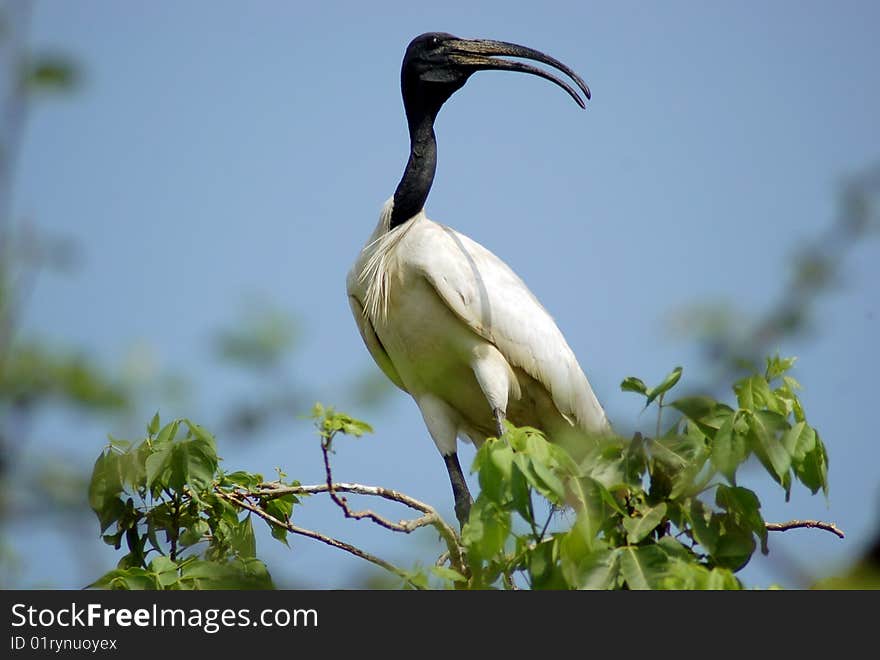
xmin=765 ymin=355 xmax=797 ymax=381
xmin=23 ymin=55 xmax=78 ymax=92
xmin=431 ymin=566 xmax=467 ymax=584
xmin=180 ymin=558 xmax=273 ymax=590
xmin=619 ymin=545 xmax=668 ymax=590
xmin=230 ymin=516 xmax=257 ymax=559
xmin=623 ymin=503 xmax=667 ymax=544
xmin=149 ymin=556 xmax=180 ymax=588
xmin=215 ymin=305 xmax=298 ymax=370
xmin=575 ymin=548 xmax=622 ymax=590
xmin=645 ymin=367 xmax=683 ymax=406
xmin=147 ymin=412 xmax=160 ymax=436
xmin=620 ymin=376 xmax=647 ymax=396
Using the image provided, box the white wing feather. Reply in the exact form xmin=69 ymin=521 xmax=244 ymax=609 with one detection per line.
xmin=409 ymin=220 xmax=609 ymax=433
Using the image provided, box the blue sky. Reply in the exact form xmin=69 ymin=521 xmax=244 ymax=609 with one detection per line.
xmin=11 ymin=1 xmax=879 ymax=588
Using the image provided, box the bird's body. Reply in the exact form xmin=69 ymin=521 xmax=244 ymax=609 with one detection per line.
xmin=347 ymin=200 xmax=608 ymax=455
xmin=346 ymin=32 xmax=608 ymax=527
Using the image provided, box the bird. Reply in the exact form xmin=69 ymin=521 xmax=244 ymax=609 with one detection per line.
xmin=346 ymin=32 xmax=610 ymax=530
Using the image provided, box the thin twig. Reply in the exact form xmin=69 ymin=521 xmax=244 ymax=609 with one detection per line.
xmin=310 ymin=437 xmax=466 ymax=573
xmin=765 ymin=519 xmax=845 ymax=539
xmin=255 ymin=481 xmax=464 ymax=566
xmin=216 ymin=490 xmax=422 ymax=588
xmin=321 ymin=439 xmax=434 ymax=533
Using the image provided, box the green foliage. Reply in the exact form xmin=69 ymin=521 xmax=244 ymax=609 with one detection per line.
xmin=90 ymin=358 xmax=830 ymax=590
xmin=87 ymin=414 xmax=300 ymax=590
xmin=214 ymin=305 xmax=298 ymax=370
xmin=22 ymin=55 xmax=78 ymax=93
xmin=310 ymin=402 xmax=373 ymax=444
xmin=0 ymin=342 xmax=129 ymax=411
xmin=426 ymin=356 xmax=827 ymax=590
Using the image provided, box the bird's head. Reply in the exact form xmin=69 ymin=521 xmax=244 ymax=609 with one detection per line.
xmin=401 ymin=32 xmax=591 ymax=118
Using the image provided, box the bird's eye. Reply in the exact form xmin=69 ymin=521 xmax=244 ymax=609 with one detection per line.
xmin=430 ymin=36 xmax=440 ymax=48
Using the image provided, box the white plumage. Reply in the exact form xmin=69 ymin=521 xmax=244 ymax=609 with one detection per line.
xmin=347 ymin=198 xmax=609 ymax=457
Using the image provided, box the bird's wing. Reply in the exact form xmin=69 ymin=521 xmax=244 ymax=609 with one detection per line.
xmin=413 ymin=221 xmax=608 ymax=432
xmin=347 ymin=294 xmax=408 ymax=392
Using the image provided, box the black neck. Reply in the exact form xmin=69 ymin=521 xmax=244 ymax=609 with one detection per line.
xmin=389 ymin=105 xmax=438 ymax=230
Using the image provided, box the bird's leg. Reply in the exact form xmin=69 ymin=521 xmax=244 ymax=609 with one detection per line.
xmin=493 ymin=408 xmax=507 ymax=439
xmin=443 ymin=453 xmax=472 ymax=530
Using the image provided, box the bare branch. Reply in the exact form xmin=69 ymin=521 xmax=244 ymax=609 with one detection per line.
xmin=253 ymin=480 xmax=466 ymax=574
xmin=215 ymin=490 xmax=423 ymax=588
xmin=766 ymin=519 xmax=845 ymax=539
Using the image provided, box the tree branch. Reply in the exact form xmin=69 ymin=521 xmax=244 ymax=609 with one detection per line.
xmin=253 ymin=480 xmax=466 ymax=574
xmin=215 ymin=489 xmax=423 ymax=588
xmin=315 ymin=434 xmax=466 ymax=573
xmin=766 ymin=519 xmax=845 ymax=539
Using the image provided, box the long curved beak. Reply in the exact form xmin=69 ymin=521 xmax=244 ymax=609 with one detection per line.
xmin=446 ymin=38 xmax=591 ymax=108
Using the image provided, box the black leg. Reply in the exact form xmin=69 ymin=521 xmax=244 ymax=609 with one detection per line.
xmin=493 ymin=408 xmax=506 ymax=438
xmin=443 ymin=453 xmax=472 ymax=530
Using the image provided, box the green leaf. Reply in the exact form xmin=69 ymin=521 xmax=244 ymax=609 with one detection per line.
xmin=145 ymin=445 xmax=173 ymax=490
xmin=169 ymin=435 xmax=218 ymax=492
xmin=716 ymin=485 xmax=767 ymax=554
xmin=475 ymin=439 xmax=513 ymax=503
xmin=620 ymin=376 xmax=647 ymax=396
xmin=558 ymin=511 xmax=596 ymax=579
xmin=651 ymin=432 xmax=710 ymax=499
xmin=765 ymin=355 xmax=797 ymax=381
xmin=576 ymin=549 xmax=622 ymax=590
xmin=623 ymin=502 xmax=668 ymax=544
xmin=712 ymin=525 xmax=756 ymax=571
xmin=645 ymin=367 xmax=683 ymax=406
xmin=263 ymin=495 xmax=296 ymax=546
xmin=462 ymin=500 xmax=510 ymax=563
xmin=88 ymin=450 xmax=126 ymax=532
xmin=148 ymin=412 xmax=161 ymax=436
xmin=180 ymin=558 xmax=273 ymax=589
xmin=509 ymin=466 xmax=533 ymax=524
xmin=528 ymin=538 xmax=566 ymax=589
xmin=794 ymin=431 xmax=829 ymax=496
xmin=703 ymin=567 xmax=742 ymax=590
xmin=669 ymin=396 xmax=718 ymax=423
xmin=89 ymin=567 xmax=159 ymax=590
xmin=24 ymin=56 xmax=78 ymax=92
xmin=431 ymin=566 xmax=467 ymax=584
xmin=688 ymin=499 xmax=718 ymax=555
xmin=747 ymin=411 xmax=792 ymax=487
xmin=312 ymin=404 xmax=374 ymax=440
xmin=179 ymin=519 xmax=210 ymax=547
xmin=710 ymin=414 xmax=749 ymax=484
xmin=619 ymin=545 xmax=669 ymax=590
xmin=582 ymin=438 xmax=645 ymax=490
xmin=530 ymin=457 xmax=567 ymax=504
xmin=734 ymin=375 xmax=776 ymax=412
xmin=149 ymin=556 xmax=180 ymax=588
xmin=222 ymin=471 xmax=263 ymax=489
xmin=662 ymin=559 xmax=741 ymax=590
xmin=230 ymin=516 xmax=257 ymax=559
xmin=783 ymin=422 xmax=816 ymax=464
xmin=155 ymin=420 xmax=180 ymax=445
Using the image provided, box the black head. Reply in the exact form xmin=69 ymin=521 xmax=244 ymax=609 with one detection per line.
xmin=400 ymin=31 xmax=590 ymax=119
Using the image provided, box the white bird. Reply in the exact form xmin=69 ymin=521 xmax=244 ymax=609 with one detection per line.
xmin=347 ymin=32 xmax=610 ymax=528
